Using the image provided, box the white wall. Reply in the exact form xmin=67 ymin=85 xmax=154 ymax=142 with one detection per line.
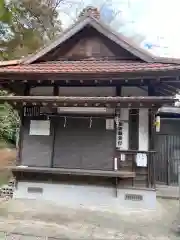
xmin=139 ymin=109 xmax=149 ymax=151
xmin=121 ymin=86 xmax=147 ymax=97
xmin=30 ymin=87 xmax=53 ymax=96
xmin=14 ymin=181 xmax=156 ymax=210
xmin=120 ymin=108 xmax=129 ymax=150
xmin=59 ymin=86 xmax=116 ymax=96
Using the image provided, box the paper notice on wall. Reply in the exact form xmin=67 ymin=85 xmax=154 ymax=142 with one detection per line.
xmin=106 ymin=119 xmax=114 ymax=130
xmin=136 ymin=153 xmax=147 ymax=167
xmin=120 ymin=153 xmax=126 ymax=161
xmin=29 ymin=120 xmax=50 ymax=136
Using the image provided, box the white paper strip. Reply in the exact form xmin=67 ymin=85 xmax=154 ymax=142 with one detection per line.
xmin=120 ymin=154 xmax=126 ymax=161
xmin=106 ymin=119 xmax=114 ymax=130
xmin=136 ymin=153 xmax=147 ymax=167
xmin=29 ymin=120 xmax=50 ymax=136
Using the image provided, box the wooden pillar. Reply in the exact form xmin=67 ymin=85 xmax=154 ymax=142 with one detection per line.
xmin=129 ymin=109 xmax=139 ymax=150
xmin=116 ymin=86 xmax=121 ymax=97
xmin=24 ymin=84 xmax=30 ymax=96
xmin=53 ymin=84 xmax=59 ymax=96
xmin=148 ymin=83 xmax=156 ymax=150
xmin=115 ymin=86 xmax=121 ymax=197
xmin=115 ymin=86 xmax=121 ymax=150
xmin=51 ymin=84 xmax=59 ymax=168
xmin=116 ymin=85 xmax=129 ymax=151
xmin=148 ymin=83 xmax=156 ymax=188
xmin=17 ymin=84 xmax=30 ymax=166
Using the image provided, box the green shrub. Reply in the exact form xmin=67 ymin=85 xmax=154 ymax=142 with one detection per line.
xmin=0 ymin=91 xmax=19 ymax=144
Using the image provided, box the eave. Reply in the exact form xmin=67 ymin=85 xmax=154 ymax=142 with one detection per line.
xmin=0 ymin=96 xmax=176 ymax=109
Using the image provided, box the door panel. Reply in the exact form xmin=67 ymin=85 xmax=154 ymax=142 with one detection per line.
xmin=53 ymin=117 xmax=115 ymax=170
xmin=155 ymin=134 xmax=180 ymax=185
xmin=21 ymin=118 xmax=53 ymax=167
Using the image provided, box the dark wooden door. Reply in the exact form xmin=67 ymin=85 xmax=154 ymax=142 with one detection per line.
xmin=155 ymin=134 xmax=180 ymax=185
xmin=53 ymin=117 xmax=115 ymax=170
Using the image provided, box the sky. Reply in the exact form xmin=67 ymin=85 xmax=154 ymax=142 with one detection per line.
xmin=58 ymin=0 xmax=180 ymax=58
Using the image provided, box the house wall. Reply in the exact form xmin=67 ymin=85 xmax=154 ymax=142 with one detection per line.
xmin=58 ymin=86 xmax=116 ymax=96
xmin=20 ymin=117 xmax=115 ymax=170
xmin=30 ymin=86 xmax=53 ymax=96
xmin=21 ymin=86 xmax=150 ymax=169
xmin=13 ymin=181 xmax=156 ymax=210
xmin=16 ymin=85 xmax=152 ymax=207
xmin=22 ymin=87 xmax=116 ymax=169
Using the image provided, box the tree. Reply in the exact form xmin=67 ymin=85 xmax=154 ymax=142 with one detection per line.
xmin=0 ymin=0 xmax=12 ymax=36
xmin=0 ymin=0 xmax=63 ymax=60
xmin=0 ymin=90 xmax=19 ymax=143
xmin=0 ymin=0 xmax=63 ymax=144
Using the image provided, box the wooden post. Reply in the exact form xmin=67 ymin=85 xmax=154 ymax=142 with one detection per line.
xmin=114 ymin=85 xmax=121 ymax=197
xmin=16 ymin=110 xmax=23 ymax=166
xmin=175 ymin=164 xmax=180 ymax=232
xmin=148 ymin=83 xmax=156 ymax=188
xmin=16 ymin=84 xmax=30 ymax=166
xmin=50 ymin=84 xmax=59 ymax=167
xmin=178 ymin=165 xmax=180 ymax=210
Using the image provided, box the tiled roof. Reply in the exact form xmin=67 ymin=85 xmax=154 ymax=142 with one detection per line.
xmin=0 ymin=60 xmax=180 ymax=74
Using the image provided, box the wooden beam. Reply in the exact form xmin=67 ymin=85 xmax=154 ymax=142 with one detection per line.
xmin=10 ymin=166 xmax=136 ymax=178
xmin=0 ymin=71 xmax=179 ymax=82
xmin=0 ymin=96 xmax=176 ymax=109
xmin=0 ymin=95 xmax=175 ymax=102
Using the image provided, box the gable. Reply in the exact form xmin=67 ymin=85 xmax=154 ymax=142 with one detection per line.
xmin=40 ymin=27 xmax=142 ymax=61
xmin=65 ymin=33 xmax=115 ymax=59
xmin=22 ymin=16 xmax=155 ymax=64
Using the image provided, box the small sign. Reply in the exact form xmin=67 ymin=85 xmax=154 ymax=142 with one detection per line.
xmin=136 ymin=153 xmax=147 ymax=167
xmin=120 ymin=153 xmax=126 ymax=161
xmin=29 ymin=120 xmax=50 ymax=136
xmin=106 ymin=119 xmax=114 ymax=130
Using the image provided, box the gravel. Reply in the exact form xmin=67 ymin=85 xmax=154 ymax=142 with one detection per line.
xmin=0 ymin=198 xmax=179 ymax=239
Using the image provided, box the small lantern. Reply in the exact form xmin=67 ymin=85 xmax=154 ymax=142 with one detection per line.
xmin=155 ymin=116 xmax=161 ymax=132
